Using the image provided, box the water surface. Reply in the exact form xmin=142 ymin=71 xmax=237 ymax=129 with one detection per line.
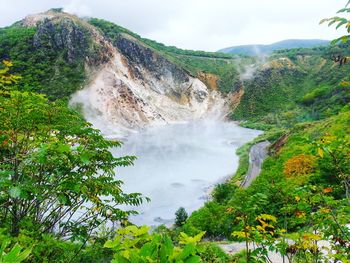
xmin=112 ymin=120 xmax=261 ymax=226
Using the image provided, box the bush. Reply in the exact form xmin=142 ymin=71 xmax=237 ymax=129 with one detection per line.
xmin=212 ymin=183 xmax=237 ymax=203
xmin=175 ymin=207 xmax=188 ymax=227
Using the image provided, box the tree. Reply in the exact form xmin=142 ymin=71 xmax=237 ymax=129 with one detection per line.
xmin=0 ymin=60 xmax=20 ymax=89
xmin=320 ymin=0 xmax=350 ymax=45
xmin=320 ymin=0 xmax=350 ymax=66
xmin=175 ymin=207 xmax=188 ymax=227
xmin=0 ymin=89 xmax=145 ymax=239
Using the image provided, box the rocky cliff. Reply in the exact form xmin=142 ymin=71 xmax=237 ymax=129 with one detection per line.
xmin=18 ymin=10 xmax=225 ymax=135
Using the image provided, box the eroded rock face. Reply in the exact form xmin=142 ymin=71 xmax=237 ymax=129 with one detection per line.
xmin=20 ymin=10 xmax=227 ymax=135
xmin=21 ymin=10 xmax=114 ymax=65
xmin=70 ymin=46 xmax=225 ymax=136
xmin=33 ymin=18 xmax=89 ymax=62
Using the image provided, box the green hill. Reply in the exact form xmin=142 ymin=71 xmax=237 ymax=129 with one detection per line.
xmin=218 ymin=39 xmax=329 ymax=55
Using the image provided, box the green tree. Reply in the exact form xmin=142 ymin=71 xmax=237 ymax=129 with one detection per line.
xmin=175 ymin=207 xmax=188 ymax=227
xmin=320 ymin=0 xmax=350 ymax=45
xmin=0 ymin=90 xmax=145 ymax=239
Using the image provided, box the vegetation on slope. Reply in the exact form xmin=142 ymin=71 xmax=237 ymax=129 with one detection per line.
xmin=89 ymin=18 xmax=248 ymax=94
xmin=177 ymin=4 xmax=350 ymax=261
xmin=0 ymin=25 xmax=87 ymax=99
xmin=232 ymin=44 xmax=350 ymax=128
xmin=0 ymin=3 xmax=350 ymax=262
xmin=181 ymin=110 xmax=350 ymax=261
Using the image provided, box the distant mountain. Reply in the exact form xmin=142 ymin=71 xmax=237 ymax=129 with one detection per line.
xmin=218 ymin=39 xmax=329 ymax=55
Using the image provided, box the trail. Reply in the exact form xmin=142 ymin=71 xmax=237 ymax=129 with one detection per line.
xmin=241 ymin=141 xmax=270 ymax=188
xmin=219 ymin=242 xmax=291 ymax=262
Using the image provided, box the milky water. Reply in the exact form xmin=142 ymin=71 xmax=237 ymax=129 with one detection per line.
xmin=111 ymin=120 xmax=261 ymax=226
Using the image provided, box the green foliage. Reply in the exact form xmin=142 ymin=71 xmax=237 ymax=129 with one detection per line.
xmin=0 ymin=26 xmax=86 ymax=99
xmin=175 ymin=207 xmax=188 ymax=227
xmin=320 ymin=0 xmax=350 ymax=45
xmin=184 ymin=111 xmax=350 ymax=246
xmin=0 ymin=228 xmax=112 ymax=263
xmin=0 ymin=240 xmax=31 ymax=263
xmin=0 ymin=90 xmax=145 ymax=239
xmin=89 ymin=18 xmax=235 ymax=59
xmin=212 ymin=183 xmax=238 ymax=204
xmin=232 ymin=42 xmax=350 ymax=126
xmin=104 ymin=225 xmax=211 ymax=262
xmin=184 ymin=201 xmax=233 ymax=239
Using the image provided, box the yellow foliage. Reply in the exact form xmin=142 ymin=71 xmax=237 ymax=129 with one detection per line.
xmin=256 ymin=214 xmax=277 ymax=222
xmin=2 ymin=60 xmax=13 ymax=67
xmin=295 ymin=210 xmax=306 ymax=218
xmin=320 ymin=133 xmax=336 ymax=144
xmin=232 ymin=231 xmax=250 ymax=238
xmin=0 ymin=60 xmax=21 ymax=88
xmin=283 ymin=154 xmax=316 ymax=177
xmin=339 ymin=80 xmax=350 ymax=87
xmin=317 ymin=148 xmax=324 ymax=158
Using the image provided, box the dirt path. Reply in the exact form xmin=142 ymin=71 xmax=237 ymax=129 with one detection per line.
xmin=241 ymin=141 xmax=270 ymax=188
xmin=218 ymin=242 xmax=290 ymax=262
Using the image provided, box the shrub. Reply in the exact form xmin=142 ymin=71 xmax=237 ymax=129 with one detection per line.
xmin=175 ymin=207 xmax=188 ymax=227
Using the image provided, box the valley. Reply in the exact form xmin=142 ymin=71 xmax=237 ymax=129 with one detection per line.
xmin=0 ymin=5 xmax=349 ymax=262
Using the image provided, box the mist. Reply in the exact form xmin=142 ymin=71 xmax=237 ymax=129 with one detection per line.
xmin=238 ymin=48 xmax=268 ymax=81
xmin=113 ymin=120 xmax=261 ymax=226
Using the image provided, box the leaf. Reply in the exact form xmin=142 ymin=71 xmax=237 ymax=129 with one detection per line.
xmin=160 ymin=235 xmax=174 ymax=262
xmin=179 ymin=231 xmax=205 ymax=245
xmin=317 ymin=148 xmax=324 ymax=158
xmin=80 ymin=152 xmax=91 ymax=165
xmin=2 ymin=60 xmax=13 ymax=67
xmin=303 ymin=233 xmax=321 ymax=241
xmin=104 ymin=238 xmax=120 ymax=249
xmin=185 ymin=255 xmax=201 ymax=263
xmin=336 ymin=20 xmax=349 ymax=29
xmin=140 ymin=242 xmax=157 ymax=258
xmin=177 ymin=243 xmax=195 ymax=260
xmin=58 ymin=194 xmax=70 ymax=205
xmin=232 ymin=231 xmax=249 ymax=238
xmin=257 ymin=214 xmax=277 ymax=222
xmin=2 ymin=243 xmax=32 ymax=263
xmin=328 ymin=19 xmax=338 ymax=27
xmin=319 ymin=18 xmax=329 ymax=25
xmin=337 ymin=8 xmax=350 ymax=13
xmin=323 ymin=187 xmax=333 ymax=193
xmin=9 ymin=186 xmax=22 ymax=198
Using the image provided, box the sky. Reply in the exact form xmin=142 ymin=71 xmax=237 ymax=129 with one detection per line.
xmin=0 ymin=0 xmax=347 ymax=51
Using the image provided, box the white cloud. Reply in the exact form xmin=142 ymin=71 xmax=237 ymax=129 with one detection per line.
xmin=0 ymin=0 xmax=347 ymax=51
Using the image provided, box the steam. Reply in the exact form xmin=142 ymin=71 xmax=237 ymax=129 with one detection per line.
xmin=115 ymin=120 xmax=262 ymax=226
xmin=238 ymin=46 xmax=269 ymax=81
xmin=67 ymin=47 xmax=263 ymax=226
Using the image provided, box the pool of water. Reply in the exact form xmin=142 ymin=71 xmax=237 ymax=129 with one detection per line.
xmin=111 ymin=120 xmax=261 ymax=226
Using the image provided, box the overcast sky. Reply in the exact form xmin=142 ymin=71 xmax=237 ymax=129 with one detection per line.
xmin=0 ymin=0 xmax=347 ymax=51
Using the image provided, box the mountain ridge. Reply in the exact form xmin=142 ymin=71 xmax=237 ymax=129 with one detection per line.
xmin=218 ymin=39 xmax=330 ymax=55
